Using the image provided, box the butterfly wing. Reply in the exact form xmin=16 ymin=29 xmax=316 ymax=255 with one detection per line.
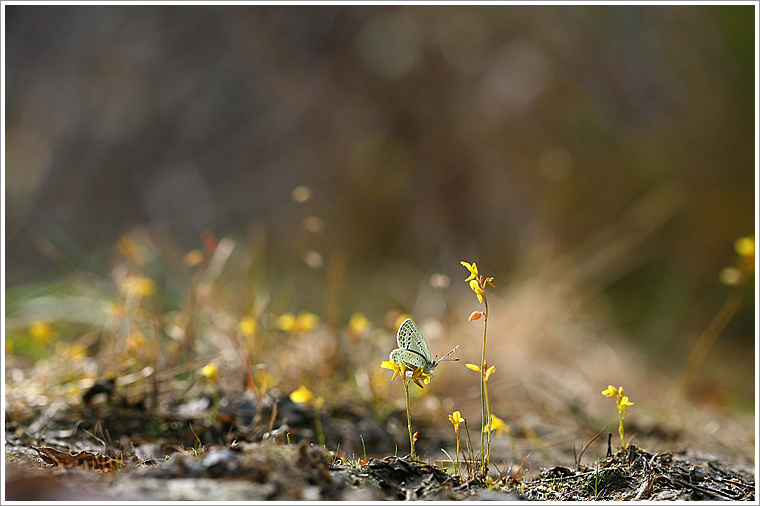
xmin=396 ymin=318 xmax=431 ymax=362
xmin=389 ymin=348 xmax=428 ymax=371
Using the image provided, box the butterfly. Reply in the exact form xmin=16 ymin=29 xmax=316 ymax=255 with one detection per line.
xmin=390 ymin=318 xmax=459 ymax=376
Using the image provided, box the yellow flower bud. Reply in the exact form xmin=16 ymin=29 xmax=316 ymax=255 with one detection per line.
xmin=290 ymin=385 xmax=315 ymax=405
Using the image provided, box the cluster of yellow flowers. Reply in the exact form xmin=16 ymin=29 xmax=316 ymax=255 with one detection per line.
xmin=275 ymin=311 xmax=320 ymax=334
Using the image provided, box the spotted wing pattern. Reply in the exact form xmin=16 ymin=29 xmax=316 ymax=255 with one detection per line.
xmin=389 ymin=318 xmax=435 ymax=373
xmin=389 ymin=348 xmax=428 ymax=371
xmin=396 ymin=318 xmax=431 ymax=361
xmin=389 ymin=318 xmax=459 ymax=375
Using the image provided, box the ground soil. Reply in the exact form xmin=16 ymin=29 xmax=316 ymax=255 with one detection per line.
xmin=4 ymin=381 xmax=756 ymax=501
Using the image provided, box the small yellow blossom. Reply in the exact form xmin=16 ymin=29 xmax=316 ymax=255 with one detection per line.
xmin=276 ymin=312 xmax=296 ymax=332
xmin=411 ymin=366 xmax=432 ymax=388
xmin=121 ymin=276 xmax=157 ymax=297
xmin=721 ymin=236 xmax=755 ymax=285
xmin=59 ymin=343 xmax=88 ymax=361
xmin=485 ymin=414 xmax=508 ymax=437
xmin=735 ymin=235 xmax=754 ymax=274
xmin=183 ymin=249 xmax=205 ymax=267
xmin=735 ymin=235 xmax=755 ymax=258
xmin=276 ymin=312 xmax=320 ymax=334
xmin=295 ymin=312 xmax=320 ymax=332
xmin=201 ymin=363 xmax=219 ymax=384
xmin=290 ymin=385 xmax=315 ymax=405
xmin=30 ymin=321 xmax=55 ymax=345
xmin=603 ymin=384 xmax=633 ymax=449
xmin=347 ymin=312 xmax=371 ymax=337
xmin=239 ymin=316 xmax=257 ymax=337
xmin=467 ymin=363 xmax=494 ymax=381
xmin=381 ymin=359 xmax=403 ymax=381
xmin=469 ymin=279 xmax=484 ymax=303
xmin=254 ymin=368 xmax=277 ymax=392
xmin=448 ymin=410 xmax=464 ymax=431
xmin=461 ymin=261 xmax=478 ymax=282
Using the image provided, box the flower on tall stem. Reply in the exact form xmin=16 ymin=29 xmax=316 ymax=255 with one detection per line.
xmin=290 ymin=385 xmax=326 ymax=446
xmin=602 ymin=385 xmax=633 ymax=450
xmin=381 ymin=358 xmax=431 ymax=458
xmin=448 ymin=411 xmax=464 ymax=476
xmin=461 ymin=260 xmax=495 ymax=477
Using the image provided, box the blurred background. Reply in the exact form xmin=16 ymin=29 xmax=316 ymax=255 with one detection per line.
xmin=3 ymin=4 xmax=756 ymax=461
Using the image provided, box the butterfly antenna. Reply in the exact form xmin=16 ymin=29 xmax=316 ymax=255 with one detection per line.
xmin=436 ymin=344 xmax=460 ymax=363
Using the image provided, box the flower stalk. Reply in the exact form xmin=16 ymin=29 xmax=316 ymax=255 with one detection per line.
xmin=381 ymin=359 xmax=430 ymax=458
xmin=290 ymin=385 xmax=325 ymax=446
xmin=461 ymin=261 xmax=495 ymax=477
xmin=448 ymin=411 xmax=464 ymax=476
xmin=602 ymin=385 xmax=633 ymax=450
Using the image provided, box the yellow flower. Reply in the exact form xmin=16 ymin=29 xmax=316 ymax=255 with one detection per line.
xmin=618 ymin=395 xmax=633 ymax=414
xmin=290 ymin=385 xmax=315 ymax=405
xmin=467 ymin=363 xmax=494 ymax=381
xmin=30 ymin=321 xmax=55 ymax=345
xmin=183 ymin=249 xmax=205 ymax=267
xmin=461 ymin=261 xmax=478 ymax=282
xmin=603 ymin=385 xmax=633 ymax=414
xmin=735 ymin=235 xmax=754 ymax=274
xmin=277 ymin=312 xmax=320 ymax=334
xmin=469 ymin=279 xmax=484 ymax=303
xmin=735 ymin=235 xmax=755 ymax=258
xmin=347 ymin=312 xmax=371 ymax=337
xmin=276 ymin=312 xmax=296 ymax=332
xmin=411 ymin=366 xmax=432 ymax=388
xmin=485 ymin=414 xmax=508 ymax=437
xmin=201 ymin=363 xmax=219 ymax=384
xmin=62 ymin=343 xmax=87 ymax=360
xmin=254 ymin=368 xmax=277 ymax=391
xmin=59 ymin=343 xmax=88 ymax=361
xmin=381 ymin=359 xmax=403 ymax=381
xmin=448 ymin=411 xmax=464 ymax=431
xmin=239 ymin=317 xmax=257 ymax=337
xmin=295 ymin=312 xmax=320 ymax=332
xmin=121 ymin=276 xmax=157 ymax=297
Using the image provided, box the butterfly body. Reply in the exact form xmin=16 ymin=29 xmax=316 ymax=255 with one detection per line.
xmin=390 ymin=318 xmax=459 ymax=376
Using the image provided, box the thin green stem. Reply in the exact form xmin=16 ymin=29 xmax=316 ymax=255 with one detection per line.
xmin=618 ymin=408 xmax=626 ymax=450
xmin=454 ymin=430 xmax=461 ymax=476
xmin=484 ymin=364 xmax=493 ymax=469
xmin=480 ymin=292 xmax=490 ymax=476
xmin=404 ymin=377 xmax=415 ymax=458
